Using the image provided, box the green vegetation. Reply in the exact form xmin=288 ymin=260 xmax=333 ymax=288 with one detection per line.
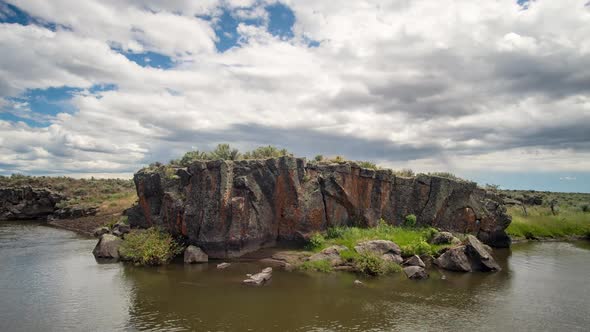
xmin=404 ymin=214 xmax=417 ymax=227
xmin=428 ymin=172 xmax=461 ymax=181
xmin=314 ymin=220 xmax=448 ymax=256
xmin=357 ymin=161 xmax=379 ymax=170
xmin=0 ymin=174 xmax=135 ymax=209
xmin=119 ymin=228 xmax=182 ymax=265
xmin=299 ymin=259 xmax=333 ymax=273
xmin=501 ymin=190 xmax=590 ymax=239
xmin=506 ymin=206 xmax=590 ymax=239
xmin=352 ymin=252 xmax=401 ymax=276
xmin=393 ymin=168 xmax=415 ymax=177
xmin=306 ymin=232 xmax=326 ymax=251
xmin=169 ymin=144 xmax=293 ymax=166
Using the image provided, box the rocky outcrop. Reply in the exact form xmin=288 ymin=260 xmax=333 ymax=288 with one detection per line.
xmin=0 ymin=186 xmax=64 ymax=220
xmin=403 ymin=255 xmax=426 ymax=268
xmin=127 ymin=157 xmax=512 ymax=258
xmin=355 ymin=240 xmax=403 ymax=264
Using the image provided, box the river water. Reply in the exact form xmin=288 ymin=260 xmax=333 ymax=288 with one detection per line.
xmin=1 ymin=221 xmax=589 ymax=332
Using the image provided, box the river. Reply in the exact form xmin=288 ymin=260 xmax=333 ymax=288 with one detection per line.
xmin=1 ymin=221 xmax=589 ymax=331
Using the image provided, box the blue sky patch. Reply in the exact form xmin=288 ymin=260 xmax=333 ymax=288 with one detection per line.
xmin=0 ymin=0 xmax=66 ymax=31
xmin=118 ymin=50 xmax=175 ymax=69
xmin=266 ymin=3 xmax=295 ymax=39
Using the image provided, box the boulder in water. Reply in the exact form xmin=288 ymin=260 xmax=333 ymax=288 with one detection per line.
xmin=92 ymin=234 xmax=122 ymax=259
xmin=403 ymin=266 xmax=429 ymax=280
xmin=184 ymin=245 xmax=208 ymax=264
xmin=403 ymin=255 xmax=426 ymax=268
xmin=243 ymin=267 xmax=272 ymax=286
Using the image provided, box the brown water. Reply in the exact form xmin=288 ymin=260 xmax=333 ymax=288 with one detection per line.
xmin=1 ymin=221 xmax=589 ymax=331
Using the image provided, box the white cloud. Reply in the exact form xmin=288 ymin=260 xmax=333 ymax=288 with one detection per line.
xmin=0 ymin=0 xmax=589 ymax=182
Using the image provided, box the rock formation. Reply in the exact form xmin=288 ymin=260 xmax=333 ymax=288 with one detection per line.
xmin=0 ymin=186 xmax=64 ymax=221
xmin=127 ymin=157 xmax=511 ymax=258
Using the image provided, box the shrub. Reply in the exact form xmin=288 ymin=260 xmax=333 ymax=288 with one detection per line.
xmin=394 ymin=168 xmax=415 ymax=177
xmin=401 ymin=240 xmax=432 ymax=256
xmin=179 ymin=150 xmax=210 ymax=166
xmin=299 ymin=259 xmax=333 ymax=273
xmin=314 ymin=155 xmax=324 ymax=162
xmin=242 ymin=145 xmax=291 ymax=159
xmin=581 ymin=203 xmax=590 ymax=213
xmin=306 ymin=232 xmax=326 ymax=251
xmin=353 ymin=253 xmax=400 ymax=276
xmin=404 ymin=214 xmax=417 ymax=227
xmin=326 ymin=227 xmax=346 ymax=239
xmin=209 ymin=144 xmax=241 ymax=160
xmin=357 ymin=161 xmax=379 ymax=170
xmin=118 ymin=228 xmax=182 ymax=266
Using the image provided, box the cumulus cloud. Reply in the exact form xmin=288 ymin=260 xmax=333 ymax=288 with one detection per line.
xmin=0 ymin=0 xmax=589 ymax=182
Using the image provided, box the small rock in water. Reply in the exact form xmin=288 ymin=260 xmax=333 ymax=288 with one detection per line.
xmin=217 ymin=262 xmax=231 ymax=269
xmin=243 ymin=267 xmax=272 ymax=286
xmin=441 ymin=274 xmax=447 ymax=280
xmin=353 ymin=280 xmax=364 ymax=286
xmin=403 ymin=266 xmax=429 ymax=280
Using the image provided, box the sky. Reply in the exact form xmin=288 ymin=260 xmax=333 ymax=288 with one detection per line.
xmin=0 ymin=0 xmax=589 ymax=193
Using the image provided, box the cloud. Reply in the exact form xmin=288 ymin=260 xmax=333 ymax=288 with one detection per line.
xmin=560 ymin=177 xmax=577 ymax=181
xmin=0 ymin=0 xmax=589 ymax=185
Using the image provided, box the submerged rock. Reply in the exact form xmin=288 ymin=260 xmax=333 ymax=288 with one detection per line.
xmin=259 ymin=251 xmax=310 ymax=271
xmin=403 ymin=266 xmax=429 ymax=280
xmin=403 ymin=255 xmax=426 ymax=268
xmin=184 ymin=245 xmax=208 ymax=264
xmin=243 ymin=267 xmax=272 ymax=286
xmin=92 ymin=234 xmax=122 ymax=259
xmin=217 ymin=262 xmax=231 ymax=269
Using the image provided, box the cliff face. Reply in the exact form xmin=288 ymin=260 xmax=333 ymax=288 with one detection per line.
xmin=0 ymin=186 xmax=64 ymax=221
xmin=128 ymin=157 xmax=511 ymax=258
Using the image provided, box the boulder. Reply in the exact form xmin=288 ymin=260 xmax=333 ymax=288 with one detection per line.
xmin=403 ymin=255 xmax=426 ymax=268
xmin=93 ymin=226 xmax=110 ymax=237
xmin=309 ymin=245 xmax=348 ymax=265
xmin=353 ymin=280 xmax=364 ymax=286
xmin=403 ymin=266 xmax=429 ymax=280
xmin=184 ymin=245 xmax=208 ymax=264
xmin=434 ymin=246 xmax=472 ymax=272
xmin=92 ymin=234 xmax=122 ymax=259
xmin=429 ymin=232 xmax=459 ymax=245
xmin=355 ymin=240 xmax=403 ymax=264
xmin=113 ymin=223 xmax=130 ymax=234
xmin=259 ymin=251 xmax=310 ymax=271
xmin=243 ymin=267 xmax=272 ymax=286
xmin=464 ymin=235 xmax=501 ymax=271
xmin=354 ymin=240 xmax=401 ymax=256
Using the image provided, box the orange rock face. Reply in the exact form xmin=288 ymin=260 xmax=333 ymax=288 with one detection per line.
xmin=128 ymin=157 xmax=511 ymax=258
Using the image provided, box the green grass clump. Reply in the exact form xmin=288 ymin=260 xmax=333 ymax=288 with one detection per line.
xmin=506 ymin=206 xmax=590 ymax=239
xmin=353 ymin=252 xmax=401 ymax=276
xmin=299 ymin=259 xmax=333 ymax=273
xmin=404 ymin=214 xmax=417 ymax=227
xmin=306 ymin=232 xmax=326 ymax=251
xmin=312 ymin=220 xmax=448 ymax=256
xmin=119 ymin=228 xmax=182 ymax=266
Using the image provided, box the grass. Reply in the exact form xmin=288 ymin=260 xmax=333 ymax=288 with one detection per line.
xmin=506 ymin=206 xmax=590 ymax=239
xmin=118 ymin=228 xmax=182 ymax=266
xmin=313 ymin=221 xmax=448 ymax=257
xmin=299 ymin=259 xmax=334 ymax=273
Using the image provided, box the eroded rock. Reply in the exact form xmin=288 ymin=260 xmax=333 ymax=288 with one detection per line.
xmin=0 ymin=186 xmax=64 ymax=221
xmin=93 ymin=226 xmax=110 ymax=237
xmin=355 ymin=240 xmax=403 ymax=263
xmin=434 ymin=236 xmax=501 ymax=273
xmin=217 ymin=262 xmax=231 ymax=269
xmin=127 ymin=157 xmax=512 ymax=258
xmin=309 ymin=245 xmax=348 ymax=265
xmin=434 ymin=246 xmax=472 ymax=272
